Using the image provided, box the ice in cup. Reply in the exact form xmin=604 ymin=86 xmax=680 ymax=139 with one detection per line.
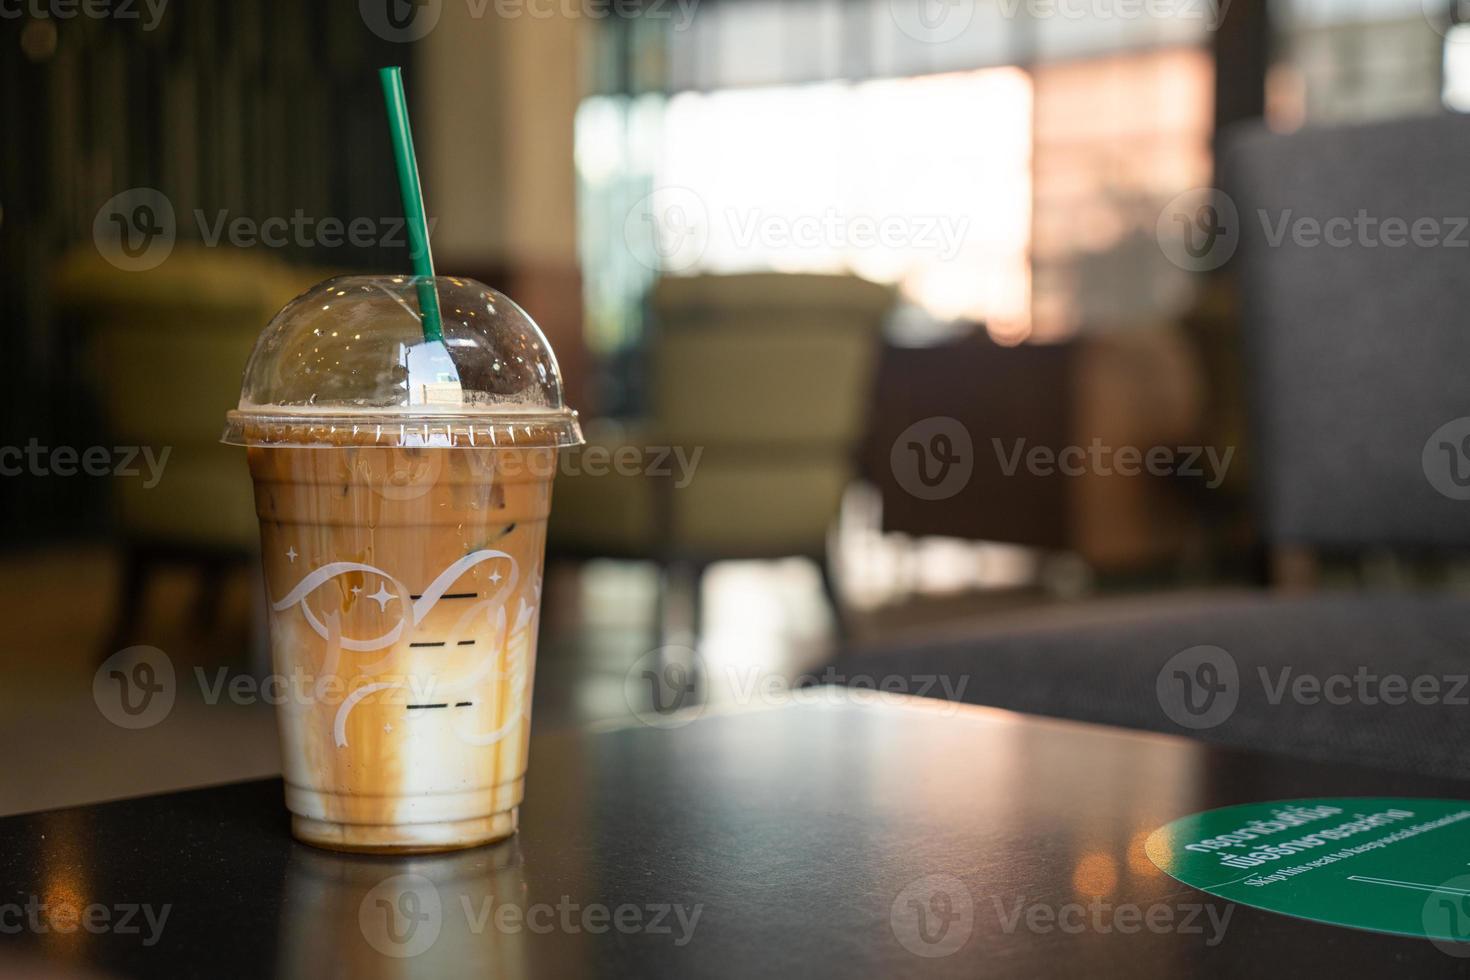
xmin=222 ymin=275 xmax=582 ymax=853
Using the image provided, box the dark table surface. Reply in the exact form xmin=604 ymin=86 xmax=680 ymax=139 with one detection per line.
xmin=3 ymin=693 xmax=1470 ymax=979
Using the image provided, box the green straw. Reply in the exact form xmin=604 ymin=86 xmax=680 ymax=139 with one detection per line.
xmin=379 ymin=66 xmax=443 ymax=343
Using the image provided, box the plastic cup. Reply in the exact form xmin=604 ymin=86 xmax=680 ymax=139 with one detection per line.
xmin=223 ymin=275 xmax=582 ymax=853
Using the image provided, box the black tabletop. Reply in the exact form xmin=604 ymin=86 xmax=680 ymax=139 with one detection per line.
xmin=3 ymin=694 xmax=1470 ymax=979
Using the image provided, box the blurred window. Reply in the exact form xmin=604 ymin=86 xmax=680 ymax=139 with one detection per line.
xmin=656 ymin=70 xmax=1033 ymax=339
xmin=1031 ymin=47 xmax=1215 ymax=339
xmin=577 ymin=2 xmax=1218 ymax=355
xmin=1272 ymin=0 xmax=1446 ymax=126
xmin=662 ymin=0 xmax=1211 ymax=87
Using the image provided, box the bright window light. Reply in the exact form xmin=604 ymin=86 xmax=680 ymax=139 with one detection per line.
xmin=656 ymin=68 xmax=1034 ymax=340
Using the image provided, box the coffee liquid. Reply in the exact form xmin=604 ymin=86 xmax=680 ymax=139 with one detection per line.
xmin=249 ymin=443 xmax=555 ymax=852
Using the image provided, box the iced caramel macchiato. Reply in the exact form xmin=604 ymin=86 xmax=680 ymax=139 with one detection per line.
xmin=224 ymin=276 xmax=582 ymax=853
xmin=251 ymin=441 xmax=554 ymax=852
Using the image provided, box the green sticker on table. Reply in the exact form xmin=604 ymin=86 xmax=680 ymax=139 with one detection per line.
xmin=1148 ymin=798 xmax=1470 ymax=945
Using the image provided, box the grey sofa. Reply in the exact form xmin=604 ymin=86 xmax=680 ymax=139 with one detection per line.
xmin=841 ymin=112 xmax=1470 ymax=781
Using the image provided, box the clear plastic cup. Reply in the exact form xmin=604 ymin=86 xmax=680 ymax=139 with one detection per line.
xmin=223 ymin=275 xmax=582 ymax=853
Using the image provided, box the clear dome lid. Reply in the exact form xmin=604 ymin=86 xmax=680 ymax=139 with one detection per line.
xmin=222 ymin=275 xmax=582 ymax=448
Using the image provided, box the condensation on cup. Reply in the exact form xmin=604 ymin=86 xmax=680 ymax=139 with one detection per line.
xmin=222 ymin=275 xmax=582 ymax=853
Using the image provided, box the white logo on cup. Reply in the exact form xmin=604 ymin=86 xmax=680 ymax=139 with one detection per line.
xmin=889 ymin=0 xmax=975 ymax=44
xmin=624 ymin=186 xmax=710 ymax=273
xmin=890 ymin=874 xmax=974 ymax=958
xmin=360 ymin=873 xmax=442 ymax=958
xmin=625 ymin=646 xmax=705 ymax=728
xmin=891 ymin=417 xmax=973 ymax=501
xmin=360 ymin=0 xmax=442 ymax=42
xmin=93 ymin=645 xmax=176 ymax=729
xmin=93 ymin=188 xmax=176 ymax=272
xmin=1156 ymin=187 xmax=1238 ymax=272
xmin=1422 ymin=418 xmax=1470 ymax=500
xmin=1156 ymin=645 xmax=1238 ymax=730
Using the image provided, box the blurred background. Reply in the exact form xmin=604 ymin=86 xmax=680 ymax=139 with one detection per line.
xmin=5 ymin=0 xmax=1470 ymax=815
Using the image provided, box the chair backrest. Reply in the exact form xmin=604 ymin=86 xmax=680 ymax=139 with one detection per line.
xmin=55 ymin=245 xmax=313 ymax=449
xmin=52 ymin=246 xmax=319 ymax=548
xmin=649 ymin=272 xmax=894 ymax=450
xmin=1224 ymin=113 xmax=1470 ymax=552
